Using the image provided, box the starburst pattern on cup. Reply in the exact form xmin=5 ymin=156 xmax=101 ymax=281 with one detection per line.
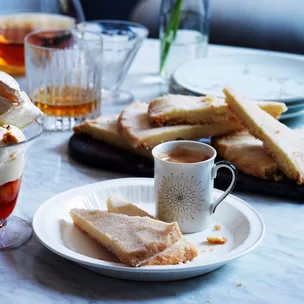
xmin=158 ymin=173 xmax=204 ymax=222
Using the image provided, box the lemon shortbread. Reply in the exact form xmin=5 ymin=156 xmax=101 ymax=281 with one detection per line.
xmin=224 ymin=87 xmax=304 ymax=184
xmin=70 ymin=208 xmax=182 ymax=267
xmin=107 ymin=193 xmax=155 ymax=218
xmin=73 ymin=114 xmax=151 ymax=158
xmin=107 ymin=193 xmax=198 ymax=266
xmin=148 ymin=94 xmax=287 ymax=126
xmin=142 ymin=237 xmax=198 ymax=266
xmin=118 ymin=101 xmax=243 ymax=149
xmin=212 ymin=131 xmax=282 ymax=179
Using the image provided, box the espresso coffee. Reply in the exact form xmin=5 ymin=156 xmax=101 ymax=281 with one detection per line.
xmin=153 ymin=141 xmax=237 ymax=233
xmin=158 ymin=147 xmax=210 ymax=163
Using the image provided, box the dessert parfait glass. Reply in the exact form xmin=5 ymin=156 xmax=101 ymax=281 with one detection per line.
xmin=0 ymin=121 xmax=42 ymax=250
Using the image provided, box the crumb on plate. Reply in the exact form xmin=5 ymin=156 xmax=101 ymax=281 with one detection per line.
xmin=206 ymin=236 xmax=228 ymax=244
xmin=214 ymin=224 xmax=221 ymax=231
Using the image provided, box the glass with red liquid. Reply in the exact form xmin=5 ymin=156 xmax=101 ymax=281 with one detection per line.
xmin=0 ymin=121 xmax=42 ymax=250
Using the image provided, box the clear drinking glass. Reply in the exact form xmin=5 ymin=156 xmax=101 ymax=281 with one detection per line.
xmin=160 ymin=0 xmax=210 ymax=81
xmin=78 ymin=20 xmax=148 ymax=104
xmin=0 ymin=121 xmax=42 ymax=250
xmin=25 ymin=28 xmax=103 ymax=131
xmin=0 ymin=0 xmax=85 ymax=76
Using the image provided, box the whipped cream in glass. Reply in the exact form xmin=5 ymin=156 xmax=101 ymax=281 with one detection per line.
xmin=0 ymin=71 xmax=42 ymax=187
xmin=0 ymin=124 xmax=26 ymax=186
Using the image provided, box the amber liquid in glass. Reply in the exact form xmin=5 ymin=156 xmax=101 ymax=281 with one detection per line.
xmin=34 ymin=86 xmax=98 ymax=117
xmin=0 ymin=13 xmax=75 ymax=76
xmin=0 ymin=177 xmax=22 ymax=221
xmin=0 ymin=27 xmax=28 ymax=76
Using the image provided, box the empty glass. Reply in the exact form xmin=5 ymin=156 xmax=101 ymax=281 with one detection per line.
xmin=25 ymin=28 xmax=103 ymax=131
xmin=0 ymin=121 xmax=42 ymax=250
xmin=78 ymin=20 xmax=148 ymax=104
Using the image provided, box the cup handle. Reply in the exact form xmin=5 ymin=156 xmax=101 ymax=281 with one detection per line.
xmin=210 ymin=160 xmax=238 ymax=214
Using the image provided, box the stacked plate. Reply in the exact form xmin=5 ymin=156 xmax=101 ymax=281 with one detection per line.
xmin=170 ymin=54 xmax=304 ymax=120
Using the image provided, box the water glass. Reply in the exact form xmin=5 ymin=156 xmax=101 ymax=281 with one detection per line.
xmin=25 ymin=28 xmax=103 ymax=131
xmin=160 ymin=0 xmax=210 ymax=81
xmin=78 ymin=20 xmax=148 ymax=104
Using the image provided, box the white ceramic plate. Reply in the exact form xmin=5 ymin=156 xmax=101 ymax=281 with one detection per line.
xmin=173 ymin=54 xmax=304 ymax=102
xmin=280 ymin=109 xmax=304 ymax=120
xmin=288 ymin=103 xmax=304 ymax=112
xmin=33 ymin=178 xmax=265 ymax=282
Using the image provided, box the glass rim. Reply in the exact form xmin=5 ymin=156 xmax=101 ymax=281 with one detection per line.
xmin=78 ymin=19 xmax=149 ymax=40
xmin=0 ymin=120 xmax=43 ymax=150
xmin=24 ymin=27 xmax=103 ymax=51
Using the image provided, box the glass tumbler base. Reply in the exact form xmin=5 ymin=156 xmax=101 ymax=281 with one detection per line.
xmin=0 ymin=216 xmax=33 ymax=250
xmin=102 ymin=90 xmax=134 ymax=105
xmin=41 ymin=116 xmax=89 ymax=131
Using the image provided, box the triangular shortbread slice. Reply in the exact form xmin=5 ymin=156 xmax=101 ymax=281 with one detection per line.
xmin=118 ymin=101 xmax=243 ymax=148
xmin=212 ymin=130 xmax=282 ymax=180
xmin=107 ymin=193 xmax=198 ymax=265
xmin=70 ymin=209 xmax=182 ymax=267
xmin=148 ymin=94 xmax=287 ymax=126
xmin=73 ymin=114 xmax=151 ymax=158
xmin=142 ymin=237 xmax=198 ymax=266
xmin=107 ymin=193 xmax=154 ymax=218
xmin=213 ymin=129 xmax=304 ymax=180
xmin=224 ymin=87 xmax=304 ymax=184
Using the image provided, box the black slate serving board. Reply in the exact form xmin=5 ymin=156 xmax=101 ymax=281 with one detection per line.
xmin=68 ymin=134 xmax=304 ymax=201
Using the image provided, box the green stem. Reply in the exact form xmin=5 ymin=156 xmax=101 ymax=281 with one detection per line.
xmin=160 ymin=0 xmax=183 ymax=74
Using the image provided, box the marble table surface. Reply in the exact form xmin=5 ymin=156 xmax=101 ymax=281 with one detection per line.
xmin=2 ymin=40 xmax=304 ymax=304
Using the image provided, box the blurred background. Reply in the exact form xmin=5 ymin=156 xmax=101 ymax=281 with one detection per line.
xmin=81 ymin=0 xmax=304 ymax=54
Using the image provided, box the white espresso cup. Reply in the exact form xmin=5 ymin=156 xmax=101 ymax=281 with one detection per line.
xmin=152 ymin=141 xmax=237 ymax=233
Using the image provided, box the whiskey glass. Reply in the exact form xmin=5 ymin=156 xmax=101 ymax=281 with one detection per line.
xmin=25 ymin=28 xmax=103 ymax=131
xmin=0 ymin=121 xmax=42 ymax=250
xmin=0 ymin=0 xmax=85 ymax=76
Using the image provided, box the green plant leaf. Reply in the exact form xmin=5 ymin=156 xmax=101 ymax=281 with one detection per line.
xmin=160 ymin=0 xmax=183 ymax=74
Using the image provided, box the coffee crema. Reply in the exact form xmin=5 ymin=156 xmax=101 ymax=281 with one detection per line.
xmin=157 ymin=147 xmax=210 ymax=163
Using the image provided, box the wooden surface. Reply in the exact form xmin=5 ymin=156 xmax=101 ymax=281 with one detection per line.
xmin=68 ymin=134 xmax=304 ymax=201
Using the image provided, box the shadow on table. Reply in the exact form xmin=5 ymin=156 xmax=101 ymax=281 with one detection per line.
xmin=49 ymin=134 xmax=129 ymax=181
xmin=30 ymin=245 xmax=231 ymax=302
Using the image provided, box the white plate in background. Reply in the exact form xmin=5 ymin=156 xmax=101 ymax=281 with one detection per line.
xmin=33 ymin=178 xmax=265 ymax=281
xmin=286 ymin=103 xmax=304 ymax=111
xmin=280 ymin=109 xmax=304 ymax=120
xmin=173 ymin=54 xmax=304 ymax=103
